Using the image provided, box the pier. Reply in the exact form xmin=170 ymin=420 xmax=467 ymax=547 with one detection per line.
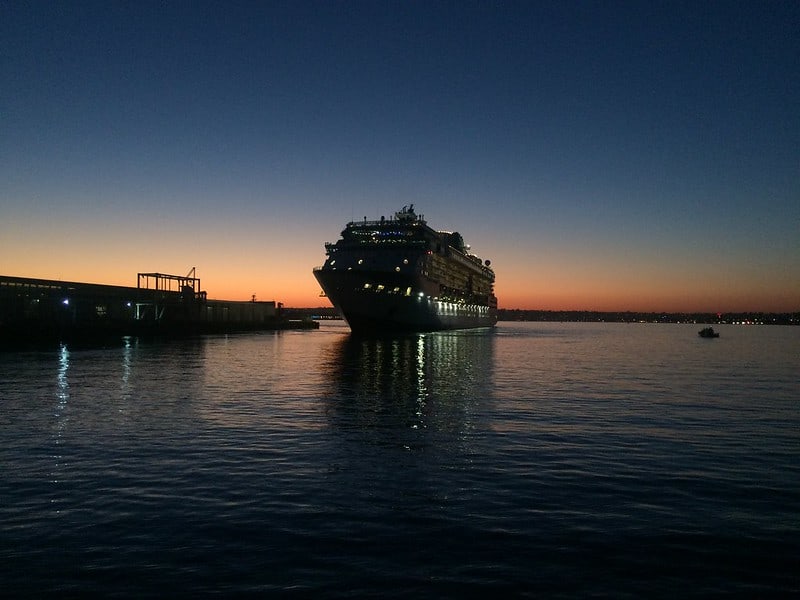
xmin=0 ymin=270 xmax=317 ymax=346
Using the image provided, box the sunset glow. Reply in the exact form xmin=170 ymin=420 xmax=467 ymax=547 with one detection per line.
xmin=2 ymin=3 xmax=798 ymax=313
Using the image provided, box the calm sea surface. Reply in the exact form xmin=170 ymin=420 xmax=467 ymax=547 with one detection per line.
xmin=1 ymin=322 xmax=798 ymax=598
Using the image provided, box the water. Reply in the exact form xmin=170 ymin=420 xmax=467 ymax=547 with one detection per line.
xmin=1 ymin=322 xmax=798 ymax=597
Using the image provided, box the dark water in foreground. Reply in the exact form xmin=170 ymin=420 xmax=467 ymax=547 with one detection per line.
xmin=1 ymin=322 xmax=798 ymax=598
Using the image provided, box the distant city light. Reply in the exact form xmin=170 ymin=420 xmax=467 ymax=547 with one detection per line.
xmin=62 ymin=298 xmax=69 ymax=306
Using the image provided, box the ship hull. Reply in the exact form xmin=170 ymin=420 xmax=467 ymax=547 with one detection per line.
xmin=314 ymin=269 xmax=496 ymax=334
xmin=313 ymin=205 xmax=498 ymax=334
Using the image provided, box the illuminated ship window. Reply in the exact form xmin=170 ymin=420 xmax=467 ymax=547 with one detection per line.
xmin=403 ymin=259 xmax=409 ymax=264
xmin=330 ymin=260 xmax=336 ymax=266
xmin=358 ymin=259 xmax=364 ymax=265
xmin=363 ymin=283 xmax=372 ymax=289
xmin=393 ymin=287 xmax=400 ymax=294
xmin=405 ymin=287 xmax=412 ymax=296
xmin=395 ymin=266 xmax=400 ymax=272
xmin=376 ymin=284 xmax=385 ymax=292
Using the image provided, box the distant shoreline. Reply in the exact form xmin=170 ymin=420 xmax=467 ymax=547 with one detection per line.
xmin=284 ymin=307 xmax=799 ymax=326
xmin=494 ymin=309 xmax=798 ymax=325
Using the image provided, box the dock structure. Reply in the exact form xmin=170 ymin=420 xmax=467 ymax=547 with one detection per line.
xmin=0 ymin=270 xmax=316 ymax=345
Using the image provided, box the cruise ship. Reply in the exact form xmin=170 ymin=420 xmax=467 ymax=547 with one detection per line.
xmin=313 ymin=205 xmax=497 ymax=333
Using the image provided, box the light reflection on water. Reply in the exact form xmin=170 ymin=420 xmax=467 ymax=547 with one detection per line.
xmin=50 ymin=344 xmax=70 ymax=509
xmin=0 ymin=322 xmax=798 ymax=597
xmin=323 ymin=329 xmax=494 ymax=440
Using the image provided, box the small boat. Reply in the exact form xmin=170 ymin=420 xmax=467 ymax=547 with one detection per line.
xmin=698 ymin=327 xmax=720 ymax=338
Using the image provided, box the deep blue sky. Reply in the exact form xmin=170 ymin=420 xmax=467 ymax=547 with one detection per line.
xmin=2 ymin=1 xmax=798 ymax=310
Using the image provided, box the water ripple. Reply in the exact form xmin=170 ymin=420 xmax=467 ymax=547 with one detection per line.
xmin=1 ymin=323 xmax=798 ymax=597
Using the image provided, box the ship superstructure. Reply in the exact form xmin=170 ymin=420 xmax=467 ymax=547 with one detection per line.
xmin=313 ymin=205 xmax=497 ymax=332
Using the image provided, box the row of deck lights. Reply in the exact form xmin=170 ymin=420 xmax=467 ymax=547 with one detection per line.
xmin=359 ymin=282 xmax=487 ymax=314
xmin=432 ymin=297 xmax=489 ymax=316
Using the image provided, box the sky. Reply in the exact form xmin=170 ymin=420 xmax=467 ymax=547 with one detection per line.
xmin=2 ymin=1 xmax=798 ymax=312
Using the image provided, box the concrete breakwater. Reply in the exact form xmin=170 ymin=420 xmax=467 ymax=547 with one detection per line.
xmin=0 ymin=272 xmax=317 ymax=346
